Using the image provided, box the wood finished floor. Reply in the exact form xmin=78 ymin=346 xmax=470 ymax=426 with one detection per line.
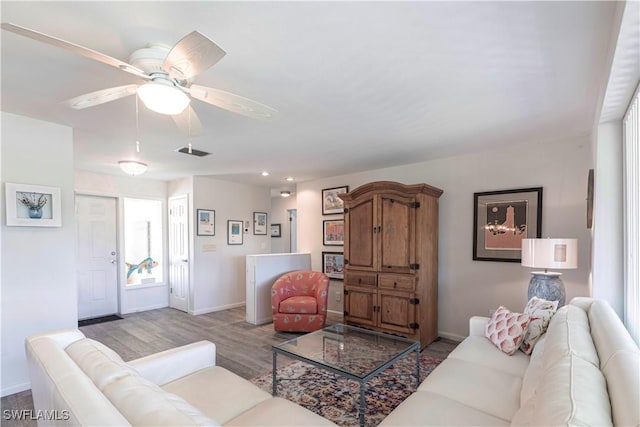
xmin=1 ymin=307 xmax=458 ymax=427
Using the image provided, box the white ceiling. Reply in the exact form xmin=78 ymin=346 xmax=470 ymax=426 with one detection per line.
xmin=0 ymin=1 xmax=624 ymax=190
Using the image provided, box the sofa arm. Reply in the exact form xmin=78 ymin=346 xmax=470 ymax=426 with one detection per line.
xmin=469 ymin=316 xmax=490 ymax=336
xmin=128 ymin=341 xmax=216 ymax=386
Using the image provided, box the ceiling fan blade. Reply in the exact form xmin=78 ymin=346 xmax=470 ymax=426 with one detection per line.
xmin=64 ymin=84 xmax=138 ymax=109
xmin=172 ymin=106 xmax=203 ymax=136
xmin=1 ymin=22 xmax=149 ymax=79
xmin=189 ymin=85 xmax=277 ymax=119
xmin=164 ymin=31 xmax=226 ymax=80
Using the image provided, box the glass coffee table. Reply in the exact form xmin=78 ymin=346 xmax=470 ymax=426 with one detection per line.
xmin=272 ymin=324 xmax=420 ymax=427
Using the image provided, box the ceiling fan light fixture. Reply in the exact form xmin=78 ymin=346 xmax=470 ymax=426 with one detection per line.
xmin=119 ymin=160 xmax=148 ymax=176
xmin=137 ymin=81 xmax=190 ymax=115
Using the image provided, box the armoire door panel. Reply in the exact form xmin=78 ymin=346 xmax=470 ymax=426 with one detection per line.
xmin=346 ymin=197 xmax=375 ymax=270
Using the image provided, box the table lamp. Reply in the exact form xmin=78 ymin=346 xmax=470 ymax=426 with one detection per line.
xmin=521 ymin=238 xmax=578 ymax=307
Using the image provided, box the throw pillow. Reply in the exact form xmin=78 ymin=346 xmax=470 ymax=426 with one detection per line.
xmin=485 ymin=306 xmax=531 ymax=355
xmin=520 ymin=296 xmax=558 ymax=355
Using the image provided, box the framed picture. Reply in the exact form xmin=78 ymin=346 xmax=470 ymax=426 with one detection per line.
xmin=270 ymin=223 xmax=281 ymax=238
xmin=227 ymin=220 xmax=243 ymax=245
xmin=323 ymin=219 xmax=344 ymax=246
xmin=5 ymin=182 xmax=62 ymax=227
xmin=253 ymin=212 xmax=267 ymax=235
xmin=322 ymin=186 xmax=349 ymax=215
xmin=196 ymin=209 xmax=215 ymax=236
xmin=322 ymin=251 xmax=344 ymax=280
xmin=473 ymin=187 xmax=543 ymax=262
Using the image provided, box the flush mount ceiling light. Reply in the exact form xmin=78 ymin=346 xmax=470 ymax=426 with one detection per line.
xmin=261 ymin=171 xmax=270 ymax=176
xmin=280 ymin=191 xmax=291 ymax=198
xmin=119 ymin=160 xmax=148 ymax=176
xmin=136 ymin=80 xmax=190 ymax=115
xmin=286 ymin=177 xmax=294 ymax=181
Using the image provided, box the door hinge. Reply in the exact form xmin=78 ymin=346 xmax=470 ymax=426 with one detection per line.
xmin=344 ymin=259 xmax=349 ymax=265
xmin=344 ymin=311 xmax=349 ymax=316
xmin=409 ymin=322 xmax=419 ymax=329
xmin=409 ymin=298 xmax=420 ymax=305
xmin=410 ymin=263 xmax=420 ymax=270
xmin=409 ymin=202 xmax=420 ymax=208
xmin=344 ymin=289 xmax=349 ymax=295
xmin=344 ymin=208 xmax=349 ymax=213
xmin=170 ymin=287 xmax=173 ymax=294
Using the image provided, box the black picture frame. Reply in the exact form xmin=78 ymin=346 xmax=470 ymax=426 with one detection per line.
xmin=323 ymin=219 xmax=344 ymax=246
xmin=322 ymin=186 xmax=349 ymax=215
xmin=473 ymin=187 xmax=543 ymax=262
xmin=253 ymin=212 xmax=267 ymax=235
xmin=322 ymin=251 xmax=344 ymax=280
xmin=196 ymin=209 xmax=215 ymax=236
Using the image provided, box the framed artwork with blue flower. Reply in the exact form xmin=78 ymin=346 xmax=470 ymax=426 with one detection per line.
xmin=5 ymin=182 xmax=62 ymax=227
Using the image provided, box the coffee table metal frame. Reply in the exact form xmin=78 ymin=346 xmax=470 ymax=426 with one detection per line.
xmin=271 ymin=324 xmax=420 ymax=427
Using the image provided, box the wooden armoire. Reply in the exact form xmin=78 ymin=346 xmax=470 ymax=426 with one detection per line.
xmin=338 ymin=181 xmax=443 ymax=347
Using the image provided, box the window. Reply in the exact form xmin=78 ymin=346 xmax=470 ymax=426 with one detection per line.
xmin=623 ymin=82 xmax=640 ymax=345
xmin=123 ymin=198 xmax=163 ymax=286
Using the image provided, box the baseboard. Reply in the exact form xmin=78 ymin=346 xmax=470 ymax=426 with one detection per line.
xmin=191 ymin=302 xmax=245 ymax=316
xmin=121 ymin=303 xmax=168 ymax=315
xmin=327 ymin=309 xmax=343 ymax=316
xmin=438 ymin=330 xmax=466 ymax=342
xmin=1 ymin=382 xmax=30 ymax=398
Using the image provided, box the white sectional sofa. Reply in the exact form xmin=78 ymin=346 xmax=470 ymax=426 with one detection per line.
xmin=25 ymin=329 xmax=336 ymax=426
xmin=380 ymin=297 xmax=640 ymax=426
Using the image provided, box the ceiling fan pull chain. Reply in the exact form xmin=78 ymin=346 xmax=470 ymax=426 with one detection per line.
xmin=188 ymin=106 xmax=193 ymax=154
xmin=135 ymin=94 xmax=141 ymax=153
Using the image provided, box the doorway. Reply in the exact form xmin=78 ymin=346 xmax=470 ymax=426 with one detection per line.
xmin=169 ymin=195 xmax=190 ymax=312
xmin=288 ymin=209 xmax=297 ymax=253
xmin=76 ymin=195 xmax=119 ymax=320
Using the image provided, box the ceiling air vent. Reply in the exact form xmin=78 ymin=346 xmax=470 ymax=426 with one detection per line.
xmin=176 ymin=147 xmax=211 ymax=157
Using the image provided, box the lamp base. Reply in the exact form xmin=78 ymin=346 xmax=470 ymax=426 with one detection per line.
xmin=527 ymin=272 xmax=565 ymax=307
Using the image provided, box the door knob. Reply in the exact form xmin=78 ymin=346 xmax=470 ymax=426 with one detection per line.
xmin=110 ymin=259 xmax=117 ymax=264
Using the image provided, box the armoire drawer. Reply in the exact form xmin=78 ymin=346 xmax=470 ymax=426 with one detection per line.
xmin=344 ymin=272 xmax=377 ymax=287
xmin=378 ymin=274 xmax=415 ymax=291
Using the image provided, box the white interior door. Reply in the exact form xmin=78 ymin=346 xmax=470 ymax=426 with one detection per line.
xmin=288 ymin=209 xmax=298 ymax=253
xmin=169 ymin=195 xmax=189 ymax=312
xmin=76 ymin=195 xmax=118 ymax=320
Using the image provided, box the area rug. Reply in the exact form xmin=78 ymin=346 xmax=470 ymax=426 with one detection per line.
xmin=250 ymin=353 xmax=444 ymax=427
xmin=78 ymin=314 xmax=123 ymax=327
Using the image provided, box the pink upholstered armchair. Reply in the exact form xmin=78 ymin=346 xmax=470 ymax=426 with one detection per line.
xmin=271 ymin=270 xmax=329 ymax=332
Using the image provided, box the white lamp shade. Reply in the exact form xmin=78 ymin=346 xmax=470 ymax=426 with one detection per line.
xmin=119 ymin=160 xmax=148 ymax=176
xmin=137 ymin=82 xmax=190 ymax=115
xmin=521 ymin=238 xmax=578 ymax=270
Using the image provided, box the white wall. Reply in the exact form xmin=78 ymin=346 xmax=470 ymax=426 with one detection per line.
xmin=270 ymin=195 xmax=297 ymax=253
xmin=1 ymin=113 xmax=76 ymax=396
xmin=75 ymin=170 xmax=169 ymax=315
xmin=592 ymin=122 xmax=624 ymax=316
xmin=298 ymin=135 xmax=593 ymax=339
xmin=190 ymin=177 xmax=271 ymax=314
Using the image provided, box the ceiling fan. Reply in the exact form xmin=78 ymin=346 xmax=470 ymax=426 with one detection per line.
xmin=1 ymin=23 xmax=277 ymax=136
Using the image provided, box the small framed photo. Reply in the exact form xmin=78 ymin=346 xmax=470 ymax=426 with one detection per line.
xmin=253 ymin=212 xmax=267 ymax=235
xmin=323 ymin=219 xmax=344 ymax=246
xmin=322 ymin=251 xmax=344 ymax=280
xmin=270 ymin=223 xmax=281 ymax=238
xmin=196 ymin=209 xmax=215 ymax=236
xmin=473 ymin=187 xmax=543 ymax=262
xmin=322 ymin=186 xmax=349 ymax=215
xmin=227 ymin=220 xmax=243 ymax=245
xmin=5 ymin=182 xmax=62 ymax=227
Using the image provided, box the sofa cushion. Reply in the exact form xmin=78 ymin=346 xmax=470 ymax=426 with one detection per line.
xmin=162 ymin=365 xmax=272 ymax=424
xmin=418 ymin=358 xmax=522 ymax=421
xmin=520 ymin=297 xmax=557 ymax=355
xmin=380 ymin=391 xmax=509 ymax=426
xmin=103 ymin=373 xmax=219 ymax=426
xmin=542 ymin=304 xmax=599 ymax=368
xmin=485 ymin=306 xmax=530 ymax=355
xmin=447 ymin=336 xmax=529 ymax=377
xmin=519 ymin=333 xmax=547 ymax=406
xmin=512 ymin=355 xmax=612 ymax=426
xmin=65 ymin=338 xmax=137 ymax=390
xmin=279 ymin=296 xmax=318 ymax=314
xmin=225 ymin=397 xmax=336 ymax=426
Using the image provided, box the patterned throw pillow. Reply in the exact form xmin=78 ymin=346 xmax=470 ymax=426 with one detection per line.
xmin=520 ymin=296 xmax=558 ymax=355
xmin=485 ymin=306 xmax=531 ymax=355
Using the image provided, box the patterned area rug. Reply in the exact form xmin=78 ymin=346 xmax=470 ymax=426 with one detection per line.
xmin=250 ymin=353 xmax=444 ymax=427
